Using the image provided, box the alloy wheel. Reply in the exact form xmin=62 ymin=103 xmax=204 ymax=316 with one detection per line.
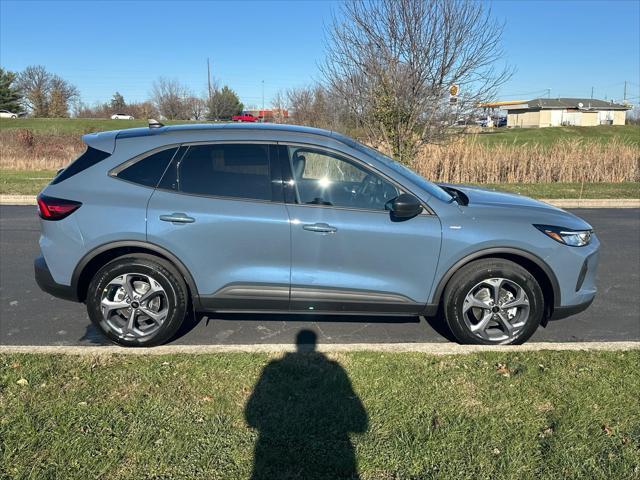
xmin=100 ymin=273 xmax=169 ymax=340
xmin=462 ymin=277 xmax=530 ymax=343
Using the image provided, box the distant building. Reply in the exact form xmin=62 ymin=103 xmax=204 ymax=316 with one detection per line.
xmin=502 ymin=98 xmax=630 ymax=128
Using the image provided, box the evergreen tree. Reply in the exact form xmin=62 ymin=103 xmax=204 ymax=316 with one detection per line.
xmin=0 ymin=67 xmax=22 ymax=113
xmin=110 ymin=92 xmax=126 ymax=110
xmin=207 ymin=86 xmax=243 ymax=120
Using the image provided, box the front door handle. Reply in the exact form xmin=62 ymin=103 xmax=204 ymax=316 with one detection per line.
xmin=159 ymin=213 xmax=195 ymax=224
xmin=302 ymin=222 xmax=337 ymax=234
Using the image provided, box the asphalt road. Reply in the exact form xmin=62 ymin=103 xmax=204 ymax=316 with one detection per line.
xmin=1 ymin=206 xmax=638 ymax=346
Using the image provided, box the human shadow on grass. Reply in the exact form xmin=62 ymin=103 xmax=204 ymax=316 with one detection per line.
xmin=245 ymin=329 xmax=368 ymax=480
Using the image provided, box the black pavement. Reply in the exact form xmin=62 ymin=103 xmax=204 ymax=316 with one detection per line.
xmin=1 ymin=206 xmax=638 ymax=346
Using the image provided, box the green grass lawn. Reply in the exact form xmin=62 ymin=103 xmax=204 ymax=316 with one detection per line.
xmin=1 ymin=350 xmax=638 ymax=479
xmin=0 ymin=170 xmax=57 ymax=195
xmin=3 ymin=119 xmax=639 ymax=147
xmin=0 ymin=117 xmax=210 ymax=134
xmin=1 ymin=169 xmax=637 ymax=198
xmin=479 ymin=182 xmax=640 ymax=199
xmin=471 ymin=125 xmax=640 ymax=147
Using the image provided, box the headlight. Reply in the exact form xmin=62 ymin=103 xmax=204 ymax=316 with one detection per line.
xmin=534 ymin=224 xmax=593 ymax=247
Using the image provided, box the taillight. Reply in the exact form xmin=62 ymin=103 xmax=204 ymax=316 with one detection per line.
xmin=37 ymin=194 xmax=82 ymax=220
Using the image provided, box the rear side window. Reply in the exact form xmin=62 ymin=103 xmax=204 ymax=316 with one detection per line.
xmin=117 ymin=147 xmax=178 ymax=188
xmin=51 ymin=147 xmax=111 ymax=185
xmin=177 ymin=144 xmax=271 ymax=200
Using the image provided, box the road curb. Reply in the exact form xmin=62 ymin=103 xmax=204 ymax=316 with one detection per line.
xmin=0 ymin=195 xmax=37 ymax=205
xmin=540 ymin=199 xmax=640 ymax=208
xmin=1 ymin=342 xmax=638 ymax=355
xmin=1 ymin=194 xmax=638 ymax=208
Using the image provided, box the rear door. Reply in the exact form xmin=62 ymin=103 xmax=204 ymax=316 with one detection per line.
xmin=279 ymin=144 xmax=442 ymax=314
xmin=147 ymin=142 xmax=291 ymax=310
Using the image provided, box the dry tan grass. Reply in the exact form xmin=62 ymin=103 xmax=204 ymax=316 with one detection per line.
xmin=0 ymin=130 xmax=84 ymax=170
xmin=411 ymin=138 xmax=639 ymax=184
xmin=1 ymin=129 xmax=638 ymax=184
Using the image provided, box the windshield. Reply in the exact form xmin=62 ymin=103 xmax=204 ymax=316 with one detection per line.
xmin=333 ymin=133 xmax=453 ymax=203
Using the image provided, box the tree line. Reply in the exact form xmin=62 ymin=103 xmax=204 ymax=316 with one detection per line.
xmin=0 ymin=65 xmax=78 ymax=117
xmin=0 ymin=66 xmax=245 ymax=121
xmin=2 ymin=1 xmax=519 ymax=164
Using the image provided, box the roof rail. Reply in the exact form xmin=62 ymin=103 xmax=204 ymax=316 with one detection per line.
xmin=148 ymin=119 xmax=164 ymax=129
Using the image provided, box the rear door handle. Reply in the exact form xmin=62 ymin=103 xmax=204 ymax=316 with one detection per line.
xmin=159 ymin=213 xmax=195 ymax=224
xmin=302 ymin=222 xmax=337 ymax=234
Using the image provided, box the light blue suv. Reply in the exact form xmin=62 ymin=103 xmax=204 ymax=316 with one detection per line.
xmin=34 ymin=123 xmax=599 ymax=346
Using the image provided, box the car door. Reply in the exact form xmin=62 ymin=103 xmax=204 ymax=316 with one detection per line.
xmin=147 ymin=142 xmax=291 ymax=311
xmin=279 ymin=144 xmax=442 ymax=314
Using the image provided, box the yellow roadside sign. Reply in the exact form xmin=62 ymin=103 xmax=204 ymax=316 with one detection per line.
xmin=449 ymin=85 xmax=459 ymax=96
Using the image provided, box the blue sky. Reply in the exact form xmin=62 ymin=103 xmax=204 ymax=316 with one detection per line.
xmin=1 ymin=0 xmax=638 ymax=107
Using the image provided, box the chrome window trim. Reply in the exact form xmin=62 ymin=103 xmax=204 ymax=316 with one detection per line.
xmin=108 ymin=138 xmax=435 ymax=215
xmin=110 ymin=141 xmax=285 ymax=205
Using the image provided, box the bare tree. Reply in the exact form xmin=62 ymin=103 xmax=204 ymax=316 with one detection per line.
xmin=270 ymin=90 xmax=289 ymax=123
xmin=151 ymin=77 xmax=189 ymax=120
xmin=127 ymin=101 xmax=158 ymax=120
xmin=185 ymin=95 xmax=207 ymax=120
xmin=16 ymin=65 xmax=52 ymax=117
xmin=287 ymin=84 xmax=359 ymax=132
xmin=48 ymin=75 xmax=79 ymax=117
xmin=16 ymin=65 xmax=80 ymax=117
xmin=287 ymin=86 xmax=317 ymax=126
xmin=322 ymin=0 xmax=512 ymax=163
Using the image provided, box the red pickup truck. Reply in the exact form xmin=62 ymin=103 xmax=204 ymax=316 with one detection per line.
xmin=232 ymin=113 xmax=259 ymax=122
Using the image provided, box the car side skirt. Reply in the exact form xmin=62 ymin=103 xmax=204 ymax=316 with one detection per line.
xmin=198 ymin=283 xmax=427 ymax=315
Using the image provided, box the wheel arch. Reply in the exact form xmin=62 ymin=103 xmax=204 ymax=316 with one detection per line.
xmin=431 ymin=247 xmax=560 ymax=316
xmin=72 ymin=241 xmax=200 ymax=307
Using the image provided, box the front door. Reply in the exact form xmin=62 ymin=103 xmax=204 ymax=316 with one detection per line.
xmin=280 ymin=144 xmax=441 ymax=314
xmin=147 ymin=143 xmax=291 ymax=310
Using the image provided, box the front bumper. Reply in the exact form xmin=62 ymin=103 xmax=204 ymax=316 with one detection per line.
xmin=547 ymin=244 xmax=599 ymax=320
xmin=34 ymin=255 xmax=79 ymax=302
xmin=549 ymin=296 xmax=594 ymax=320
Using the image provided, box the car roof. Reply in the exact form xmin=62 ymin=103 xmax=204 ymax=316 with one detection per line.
xmin=115 ymin=122 xmax=335 ymax=140
xmin=82 ymin=123 xmax=339 ymax=154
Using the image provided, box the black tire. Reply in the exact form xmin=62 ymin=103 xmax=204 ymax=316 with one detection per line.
xmin=86 ymin=254 xmax=188 ymax=347
xmin=443 ymin=258 xmax=544 ymax=345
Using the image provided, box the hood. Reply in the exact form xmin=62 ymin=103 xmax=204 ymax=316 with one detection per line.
xmin=438 ymin=183 xmax=593 ymax=230
xmin=439 ymin=183 xmax=561 ymax=210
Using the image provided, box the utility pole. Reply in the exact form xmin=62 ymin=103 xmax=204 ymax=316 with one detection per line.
xmin=546 ymin=88 xmax=551 ymax=98
xmin=261 ymin=80 xmax=265 ymax=111
xmin=591 ymin=86 xmax=594 ymax=99
xmin=624 ymin=80 xmax=627 ymax=102
xmin=207 ymin=58 xmax=212 ymax=102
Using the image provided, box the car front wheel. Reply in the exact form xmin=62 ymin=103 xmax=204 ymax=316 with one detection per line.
xmin=443 ymin=259 xmax=544 ymax=345
xmin=86 ymin=255 xmax=188 ymax=347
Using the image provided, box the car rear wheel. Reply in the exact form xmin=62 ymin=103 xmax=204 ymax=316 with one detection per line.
xmin=443 ymin=259 xmax=544 ymax=345
xmin=86 ymin=255 xmax=188 ymax=347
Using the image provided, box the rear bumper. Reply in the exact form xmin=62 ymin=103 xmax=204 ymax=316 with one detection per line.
xmin=34 ymin=255 xmax=79 ymax=302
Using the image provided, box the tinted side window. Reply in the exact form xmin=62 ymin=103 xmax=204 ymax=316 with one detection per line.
xmin=51 ymin=147 xmax=111 ymax=185
xmin=178 ymin=144 xmax=271 ymax=200
xmin=286 ymin=146 xmax=400 ymax=210
xmin=117 ymin=147 xmax=178 ymax=187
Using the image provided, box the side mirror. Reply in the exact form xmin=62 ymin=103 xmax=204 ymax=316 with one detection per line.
xmin=389 ymin=193 xmax=423 ymax=218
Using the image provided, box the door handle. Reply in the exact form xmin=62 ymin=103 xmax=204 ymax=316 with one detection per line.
xmin=159 ymin=213 xmax=195 ymax=224
xmin=302 ymin=222 xmax=337 ymax=234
